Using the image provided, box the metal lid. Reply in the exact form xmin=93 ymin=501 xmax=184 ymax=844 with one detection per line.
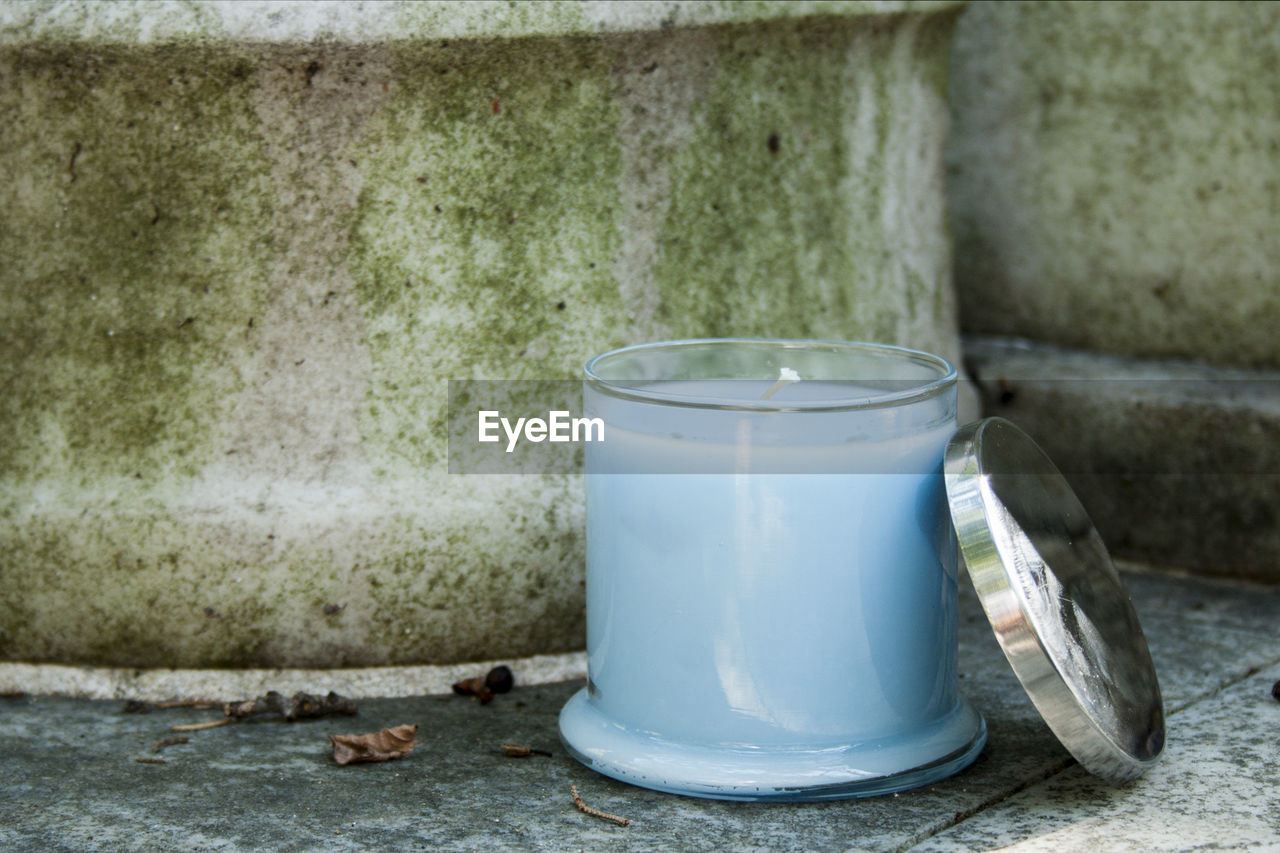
xmin=945 ymin=417 xmax=1165 ymax=783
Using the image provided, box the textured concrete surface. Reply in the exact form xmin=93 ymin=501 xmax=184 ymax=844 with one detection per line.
xmin=0 ymin=2 xmax=965 ymax=667
xmin=0 ymin=652 xmax=588 ymax=703
xmin=948 ymin=0 xmax=1280 ymax=369
xmin=0 ymin=0 xmax=963 ymax=43
xmin=964 ymin=336 xmax=1280 ymax=581
xmin=1 ymin=566 xmax=1276 ymax=850
xmin=915 ymin=662 xmax=1280 ymax=851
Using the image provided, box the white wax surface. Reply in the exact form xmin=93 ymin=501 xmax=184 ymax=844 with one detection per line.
xmin=585 ymin=379 xmax=953 ymax=474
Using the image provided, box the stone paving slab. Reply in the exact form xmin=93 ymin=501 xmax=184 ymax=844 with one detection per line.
xmin=909 ymin=661 xmax=1280 ymax=852
xmin=1 ymin=569 xmax=1277 ymax=851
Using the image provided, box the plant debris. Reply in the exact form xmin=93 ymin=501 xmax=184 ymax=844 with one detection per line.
xmin=171 ymin=718 xmax=230 ymax=733
xmin=164 ymin=690 xmax=356 ymax=732
xmin=135 ymin=756 xmax=167 ymax=765
xmin=151 ymin=735 xmax=189 ymax=753
xmin=486 ymin=665 xmax=515 ymax=694
xmin=1272 ymin=679 xmax=1280 ymax=702
xmin=452 ymin=665 xmax=515 ymax=704
xmin=225 ymin=691 xmax=357 ymax=722
xmin=570 ymin=784 xmax=629 ymax=827
xmin=123 ymin=699 xmax=218 ymax=714
xmin=502 ymin=743 xmax=552 ymax=758
xmin=329 ymin=724 xmax=419 ymax=766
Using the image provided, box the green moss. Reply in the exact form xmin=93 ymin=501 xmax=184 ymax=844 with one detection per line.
xmin=356 ymin=500 xmax=587 ymax=664
xmin=0 ymin=8 xmax=962 ymax=668
xmin=346 ymin=36 xmax=628 ymax=473
xmin=0 ymin=45 xmax=272 ymax=485
xmin=650 ymin=15 xmax=952 ymax=344
xmin=651 ymin=18 xmax=845 ymax=338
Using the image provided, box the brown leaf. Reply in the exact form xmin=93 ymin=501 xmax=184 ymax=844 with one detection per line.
xmin=451 ymin=675 xmax=492 ymax=704
xmin=284 ymin=691 xmax=357 ymax=721
xmin=226 ymin=690 xmax=358 ymax=721
xmin=451 ymin=666 xmax=514 ymax=704
xmin=328 ymin=724 xmax=419 ymax=766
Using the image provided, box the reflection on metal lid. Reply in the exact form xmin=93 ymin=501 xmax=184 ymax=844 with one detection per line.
xmin=945 ymin=417 xmax=1165 ymax=783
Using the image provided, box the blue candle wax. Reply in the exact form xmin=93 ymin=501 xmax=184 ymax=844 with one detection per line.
xmin=559 ymin=342 xmax=985 ymax=801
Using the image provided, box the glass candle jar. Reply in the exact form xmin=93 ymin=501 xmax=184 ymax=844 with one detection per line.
xmin=558 ymin=339 xmax=986 ymax=801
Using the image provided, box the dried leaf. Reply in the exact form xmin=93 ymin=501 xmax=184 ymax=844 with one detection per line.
xmin=226 ymin=691 xmax=357 ymax=721
xmin=451 ymin=676 xmax=492 ymax=703
xmin=285 ymin=691 xmax=357 ymax=721
xmin=329 ymin=724 xmax=419 ymax=766
xmin=452 ymin=665 xmax=515 ymax=704
xmin=225 ymin=693 xmax=279 ymax=719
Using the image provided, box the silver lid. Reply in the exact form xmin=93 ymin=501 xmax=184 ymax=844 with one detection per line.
xmin=945 ymin=417 xmax=1165 ymax=783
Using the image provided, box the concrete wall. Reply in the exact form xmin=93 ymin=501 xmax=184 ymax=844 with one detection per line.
xmin=0 ymin=1 xmax=967 ymax=666
xmin=949 ymin=0 xmax=1280 ymax=368
xmin=948 ymin=1 xmax=1280 ymax=579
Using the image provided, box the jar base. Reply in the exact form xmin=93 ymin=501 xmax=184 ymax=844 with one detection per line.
xmin=558 ymin=689 xmax=986 ymax=802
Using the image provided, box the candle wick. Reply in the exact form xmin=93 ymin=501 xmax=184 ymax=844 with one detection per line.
xmin=760 ymin=367 xmax=801 ymax=401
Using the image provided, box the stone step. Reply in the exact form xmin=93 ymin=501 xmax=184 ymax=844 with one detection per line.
xmin=963 ymin=335 xmax=1280 ymax=581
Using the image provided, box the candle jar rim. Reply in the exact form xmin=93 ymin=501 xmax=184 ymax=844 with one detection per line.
xmin=584 ymin=338 xmax=957 ymax=412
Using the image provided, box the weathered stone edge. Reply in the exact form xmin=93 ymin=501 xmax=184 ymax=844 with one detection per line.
xmin=0 ymin=651 xmax=588 ymax=701
xmin=0 ymin=0 xmax=967 ymax=44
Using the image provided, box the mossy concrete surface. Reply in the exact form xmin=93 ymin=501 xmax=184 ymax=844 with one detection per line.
xmin=948 ymin=0 xmax=1280 ymax=369
xmin=1 ymin=4 xmax=965 ymax=667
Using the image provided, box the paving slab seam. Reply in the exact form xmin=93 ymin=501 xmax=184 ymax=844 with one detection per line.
xmin=896 ymin=644 xmax=1280 ymax=851
xmin=1163 ymin=648 xmax=1280 ymax=717
xmin=891 ymin=756 xmax=1077 ymax=853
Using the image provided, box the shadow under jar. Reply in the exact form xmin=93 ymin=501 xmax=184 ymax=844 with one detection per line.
xmin=558 ymin=339 xmax=987 ymax=801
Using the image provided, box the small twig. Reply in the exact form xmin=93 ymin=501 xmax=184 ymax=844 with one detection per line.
xmin=122 ymin=698 xmax=217 ymax=713
xmin=151 ymin=735 xmax=189 ymax=753
xmin=135 ymin=756 xmax=167 ymax=764
xmin=570 ymin=784 xmax=629 ymax=827
xmin=171 ymin=718 xmax=231 ymax=732
xmin=502 ymin=743 xmax=552 ymax=758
